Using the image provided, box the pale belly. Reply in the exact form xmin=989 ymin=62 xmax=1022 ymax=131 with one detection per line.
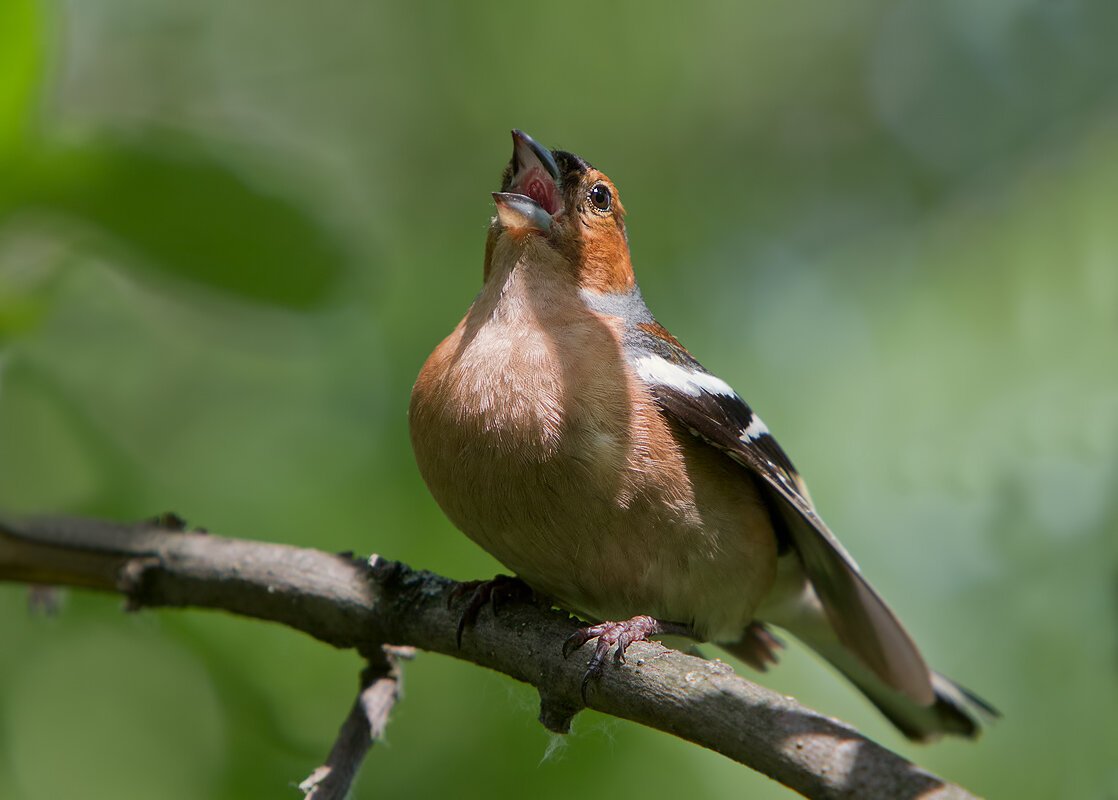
xmin=409 ymin=265 xmax=778 ymax=642
xmin=410 ymin=355 xmax=779 ymax=643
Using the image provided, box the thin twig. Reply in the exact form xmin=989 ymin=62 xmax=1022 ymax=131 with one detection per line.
xmin=0 ymin=515 xmax=980 ymax=800
xmin=299 ymin=645 xmax=410 ymax=799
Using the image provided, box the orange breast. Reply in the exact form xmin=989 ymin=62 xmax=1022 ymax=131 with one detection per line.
xmin=409 ymin=244 xmax=778 ymax=641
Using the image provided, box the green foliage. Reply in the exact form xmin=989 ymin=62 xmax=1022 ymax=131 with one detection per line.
xmin=0 ymin=2 xmax=345 ymax=312
xmin=1 ymin=1 xmax=1116 ymax=799
xmin=0 ymin=0 xmax=42 ymax=156
xmin=21 ymin=135 xmax=347 ymax=306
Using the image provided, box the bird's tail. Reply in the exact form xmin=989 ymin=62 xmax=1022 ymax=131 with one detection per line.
xmin=789 ymin=618 xmax=997 ymax=741
xmin=733 ymin=578 xmax=998 ymax=741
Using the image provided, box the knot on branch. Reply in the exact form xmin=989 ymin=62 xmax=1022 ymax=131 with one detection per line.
xmin=538 ymin=688 xmax=582 ymax=734
xmin=116 ymin=556 xmax=162 ymax=611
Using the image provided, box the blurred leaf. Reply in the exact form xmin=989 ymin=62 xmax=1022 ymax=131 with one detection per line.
xmin=0 ymin=234 xmax=70 ymax=344
xmin=25 ymin=134 xmax=348 ymax=307
xmin=0 ymin=295 xmax=47 ymax=342
xmin=4 ymin=627 xmax=225 ymax=800
xmin=0 ymin=0 xmax=42 ymax=157
xmin=0 ymin=358 xmax=148 ymax=514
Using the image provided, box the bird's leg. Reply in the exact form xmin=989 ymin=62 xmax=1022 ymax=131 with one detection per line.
xmin=721 ymin=621 xmax=785 ymax=672
xmin=448 ymin=574 xmax=536 ymax=648
xmin=563 ymin=615 xmax=695 ymax=701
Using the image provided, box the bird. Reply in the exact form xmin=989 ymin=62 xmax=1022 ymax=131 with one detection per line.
xmin=408 ymin=129 xmax=996 ymax=741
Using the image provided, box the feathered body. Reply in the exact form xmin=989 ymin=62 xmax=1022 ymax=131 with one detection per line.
xmin=410 ymin=234 xmax=777 ymax=641
xmin=409 ymin=131 xmax=995 ymax=740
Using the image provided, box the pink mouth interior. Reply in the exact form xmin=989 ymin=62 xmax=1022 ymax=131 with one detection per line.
xmin=518 ymin=168 xmax=561 ymax=215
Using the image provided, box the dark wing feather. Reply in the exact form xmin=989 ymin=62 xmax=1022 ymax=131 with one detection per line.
xmin=636 ymin=346 xmax=935 ymax=706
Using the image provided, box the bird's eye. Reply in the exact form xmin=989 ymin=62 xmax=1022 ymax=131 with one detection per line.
xmin=588 ymin=183 xmax=612 ymax=212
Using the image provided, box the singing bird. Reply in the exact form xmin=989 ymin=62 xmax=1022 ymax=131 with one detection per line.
xmin=409 ymin=130 xmax=995 ymax=740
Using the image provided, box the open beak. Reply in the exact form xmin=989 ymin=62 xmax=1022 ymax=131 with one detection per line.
xmin=493 ymin=129 xmax=562 ymax=233
xmin=493 ymin=192 xmax=554 ymax=232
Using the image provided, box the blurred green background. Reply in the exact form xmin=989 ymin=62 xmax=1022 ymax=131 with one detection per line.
xmin=1 ymin=1 xmax=1116 ymax=797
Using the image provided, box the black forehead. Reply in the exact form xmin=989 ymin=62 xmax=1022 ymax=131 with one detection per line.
xmin=553 ymin=150 xmax=593 ymax=181
xmin=497 ymin=147 xmax=595 ymax=193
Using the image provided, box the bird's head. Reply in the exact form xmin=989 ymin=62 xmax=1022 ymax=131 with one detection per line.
xmin=485 ymin=130 xmax=634 ymax=292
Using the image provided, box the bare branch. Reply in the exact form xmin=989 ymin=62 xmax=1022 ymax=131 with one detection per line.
xmin=0 ymin=515 xmax=979 ymax=800
xmin=299 ymin=645 xmax=409 ymax=799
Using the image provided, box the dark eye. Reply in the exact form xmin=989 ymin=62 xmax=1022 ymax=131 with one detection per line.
xmin=588 ymin=183 xmax=612 ymax=212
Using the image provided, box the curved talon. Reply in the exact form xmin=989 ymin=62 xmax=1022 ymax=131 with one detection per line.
xmin=562 ymin=615 xmax=695 ymax=702
xmin=721 ymin=621 xmax=785 ymax=672
xmin=446 ymin=583 xmax=466 ymax=611
xmin=563 ymin=629 xmax=593 ymax=659
xmin=455 ymin=607 xmax=476 ymax=650
xmin=579 ymin=636 xmax=616 ymax=702
xmin=449 ymin=575 xmax=533 ymax=649
xmin=615 ymin=630 xmax=637 ymax=664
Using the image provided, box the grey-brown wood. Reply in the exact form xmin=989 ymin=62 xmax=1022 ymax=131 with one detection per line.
xmin=0 ymin=515 xmax=980 ymax=799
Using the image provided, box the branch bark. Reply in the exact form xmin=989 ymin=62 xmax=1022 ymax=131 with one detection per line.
xmin=298 ymin=646 xmax=409 ymax=799
xmin=0 ymin=515 xmax=979 ymax=800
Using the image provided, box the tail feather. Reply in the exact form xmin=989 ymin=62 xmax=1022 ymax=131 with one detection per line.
xmin=755 ymin=585 xmax=1001 ymax=741
xmin=771 ymin=497 xmax=937 ymax=707
xmin=836 ymin=658 xmax=994 ymax=742
xmin=725 ymin=624 xmax=995 ymax=740
xmin=752 ymin=558 xmax=997 ymax=741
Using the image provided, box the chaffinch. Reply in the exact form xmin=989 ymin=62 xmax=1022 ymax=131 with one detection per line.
xmin=409 ymin=130 xmax=995 ymax=740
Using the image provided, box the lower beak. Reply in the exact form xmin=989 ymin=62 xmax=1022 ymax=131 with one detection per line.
xmin=492 ymin=192 xmax=552 ymax=233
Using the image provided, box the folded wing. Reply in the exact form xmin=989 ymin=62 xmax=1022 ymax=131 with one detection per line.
xmin=631 ymin=343 xmax=935 ymax=705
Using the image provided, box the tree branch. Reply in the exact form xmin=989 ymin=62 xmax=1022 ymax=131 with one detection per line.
xmin=298 ymin=646 xmax=409 ymax=799
xmin=0 ymin=515 xmax=978 ymax=799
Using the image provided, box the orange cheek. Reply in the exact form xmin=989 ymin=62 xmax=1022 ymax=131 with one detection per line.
xmin=578 ymin=229 xmax=636 ymax=293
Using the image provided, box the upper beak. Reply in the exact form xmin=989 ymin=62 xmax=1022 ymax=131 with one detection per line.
xmin=511 ymin=129 xmax=560 ymax=183
xmin=495 ymin=129 xmax=563 ymax=233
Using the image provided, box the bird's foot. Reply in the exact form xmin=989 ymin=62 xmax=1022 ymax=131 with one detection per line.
xmin=722 ymin=621 xmax=784 ymax=672
xmin=563 ymin=615 xmax=694 ymax=701
xmin=448 ymin=574 xmax=535 ymax=648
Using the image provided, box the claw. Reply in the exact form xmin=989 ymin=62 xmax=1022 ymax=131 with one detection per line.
xmin=562 ymin=615 xmax=694 ymax=702
xmin=455 ymin=606 xmax=475 ymax=650
xmin=615 ymin=630 xmax=636 ymax=664
xmin=563 ymin=628 xmax=593 ymax=659
xmin=448 ymin=575 xmax=533 ymax=649
xmin=578 ymin=636 xmax=616 ymax=702
xmin=720 ymin=621 xmax=785 ymax=672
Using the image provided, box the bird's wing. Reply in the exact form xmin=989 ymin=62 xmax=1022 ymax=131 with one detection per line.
xmin=628 ymin=331 xmax=935 ymax=705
